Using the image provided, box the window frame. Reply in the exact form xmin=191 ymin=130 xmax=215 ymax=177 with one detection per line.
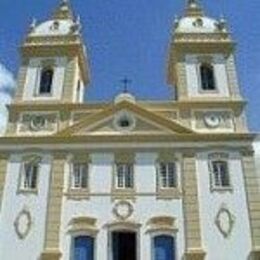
xmin=156 ymin=160 xmax=180 ymax=199
xmin=198 ymin=62 xmax=218 ymax=93
xmin=151 ymin=233 xmax=177 ymax=260
xmin=208 ymin=153 xmax=232 ymax=192
xmin=70 ymin=234 xmax=96 ymax=260
xmin=115 ymin=162 xmax=134 ymax=190
xmin=70 ymin=162 xmax=89 ymax=191
xmin=38 ymin=66 xmax=54 ymax=96
xmin=19 ymin=155 xmax=41 ymax=193
xmin=158 ymin=162 xmax=177 ymax=189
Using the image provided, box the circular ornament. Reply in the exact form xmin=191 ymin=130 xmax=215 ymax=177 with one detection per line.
xmin=113 ymin=201 xmax=134 ymax=220
xmin=30 ymin=115 xmax=46 ymax=131
xmin=204 ymin=113 xmax=221 ymax=128
xmin=14 ymin=209 xmax=32 ymax=239
xmin=215 ymin=207 xmax=235 ymax=238
xmin=193 ymin=18 xmax=203 ymax=27
xmin=113 ymin=112 xmax=136 ymax=132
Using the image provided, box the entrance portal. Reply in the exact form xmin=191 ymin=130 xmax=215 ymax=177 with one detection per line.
xmin=112 ymin=231 xmax=137 ymax=260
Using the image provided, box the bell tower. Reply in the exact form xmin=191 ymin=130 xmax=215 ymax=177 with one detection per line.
xmin=5 ymin=0 xmax=90 ymax=137
xmin=167 ymin=0 xmax=248 ymax=133
xmin=168 ymin=0 xmax=241 ymax=101
xmin=14 ymin=0 xmax=89 ymax=104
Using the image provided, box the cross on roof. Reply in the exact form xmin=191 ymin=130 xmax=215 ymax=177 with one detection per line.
xmin=120 ymin=77 xmax=132 ymax=93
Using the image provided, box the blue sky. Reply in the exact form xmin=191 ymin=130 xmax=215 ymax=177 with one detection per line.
xmin=0 ymin=0 xmax=259 ymax=130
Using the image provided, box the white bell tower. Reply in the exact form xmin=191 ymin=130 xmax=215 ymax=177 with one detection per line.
xmin=168 ymin=0 xmax=241 ymax=101
xmin=14 ymin=0 xmax=90 ymax=104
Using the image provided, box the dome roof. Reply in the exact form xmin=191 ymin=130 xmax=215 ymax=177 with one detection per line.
xmin=29 ymin=19 xmax=76 ymax=37
xmin=28 ymin=0 xmax=80 ymax=37
xmin=114 ymin=93 xmax=136 ymax=104
xmin=175 ymin=16 xmax=220 ymax=34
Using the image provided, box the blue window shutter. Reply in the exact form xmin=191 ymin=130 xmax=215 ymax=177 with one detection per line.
xmin=154 ymin=235 xmax=175 ymax=260
xmin=74 ymin=236 xmax=94 ymax=260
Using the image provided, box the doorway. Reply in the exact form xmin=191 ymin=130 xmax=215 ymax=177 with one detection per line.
xmin=112 ymin=231 xmax=137 ymax=260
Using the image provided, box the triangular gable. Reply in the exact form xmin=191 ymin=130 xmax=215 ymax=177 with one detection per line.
xmin=55 ymin=100 xmax=194 ymax=137
xmin=79 ymin=114 xmax=171 ymax=134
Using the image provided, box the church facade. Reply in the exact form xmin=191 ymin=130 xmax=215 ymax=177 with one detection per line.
xmin=0 ymin=1 xmax=259 ymax=260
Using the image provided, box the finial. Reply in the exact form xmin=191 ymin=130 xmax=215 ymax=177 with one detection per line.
xmin=219 ymin=14 xmax=226 ymax=23
xmin=174 ymin=15 xmax=179 ymax=28
xmin=70 ymin=15 xmax=82 ymax=34
xmin=29 ymin=18 xmax=37 ymax=32
xmin=120 ymin=77 xmax=132 ymax=93
xmin=53 ymin=0 xmax=74 ymax=20
xmin=76 ymin=15 xmax=81 ymax=25
xmin=188 ymin=0 xmax=199 ymax=7
xmin=185 ymin=0 xmax=204 ymax=17
xmin=217 ymin=14 xmax=227 ymax=31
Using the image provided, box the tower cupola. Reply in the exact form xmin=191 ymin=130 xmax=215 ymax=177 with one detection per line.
xmin=167 ymin=0 xmax=240 ymax=101
xmin=14 ymin=0 xmax=89 ymax=104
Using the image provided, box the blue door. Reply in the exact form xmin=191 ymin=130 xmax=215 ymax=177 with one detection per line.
xmin=74 ymin=236 xmax=94 ymax=260
xmin=154 ymin=235 xmax=175 ymax=260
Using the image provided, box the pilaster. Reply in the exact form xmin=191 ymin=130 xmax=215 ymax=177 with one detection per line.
xmin=63 ymin=57 xmax=77 ymax=103
xmin=241 ymin=149 xmax=260 ymax=259
xmin=0 ymin=153 xmax=9 ymax=210
xmin=41 ymin=152 xmax=66 ymax=260
xmin=13 ymin=59 xmax=29 ymax=102
xmin=182 ymin=152 xmax=206 ymax=260
xmin=226 ymin=54 xmax=241 ymax=98
xmin=176 ymin=59 xmax=188 ymax=100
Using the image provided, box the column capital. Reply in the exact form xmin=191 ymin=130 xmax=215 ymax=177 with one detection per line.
xmin=240 ymin=147 xmax=254 ymax=157
xmin=182 ymin=151 xmax=196 ymax=158
xmin=52 ymin=151 xmax=68 ymax=160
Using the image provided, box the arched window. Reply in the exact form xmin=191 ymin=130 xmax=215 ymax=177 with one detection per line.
xmin=39 ymin=67 xmax=53 ymax=94
xmin=200 ymin=63 xmax=216 ymax=91
xmin=153 ymin=235 xmax=175 ymax=260
xmin=76 ymin=80 xmax=81 ymax=102
xmin=73 ymin=235 xmax=94 ymax=260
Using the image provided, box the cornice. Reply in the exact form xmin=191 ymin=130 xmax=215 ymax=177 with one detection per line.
xmin=55 ymin=100 xmax=194 ymax=136
xmin=7 ymin=99 xmax=246 ymax=112
xmin=173 ymin=32 xmax=233 ymax=43
xmin=171 ymin=41 xmax=235 ymax=57
xmin=0 ymin=133 xmax=255 ymax=146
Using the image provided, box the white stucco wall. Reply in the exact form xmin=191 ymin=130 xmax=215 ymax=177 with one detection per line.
xmin=0 ymin=153 xmax=52 ymax=260
xmin=23 ymin=57 xmax=67 ymax=101
xmin=197 ymin=151 xmax=252 ymax=260
xmin=60 ymin=152 xmax=185 ymax=260
xmin=185 ymin=54 xmax=230 ymax=98
xmin=0 ymin=149 xmax=255 ymax=260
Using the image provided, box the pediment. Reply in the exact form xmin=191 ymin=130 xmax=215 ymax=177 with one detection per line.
xmin=55 ymin=101 xmax=194 ymax=137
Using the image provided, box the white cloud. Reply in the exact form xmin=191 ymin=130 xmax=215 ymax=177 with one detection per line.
xmin=0 ymin=63 xmax=16 ymax=135
xmin=0 ymin=63 xmax=15 ymax=94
